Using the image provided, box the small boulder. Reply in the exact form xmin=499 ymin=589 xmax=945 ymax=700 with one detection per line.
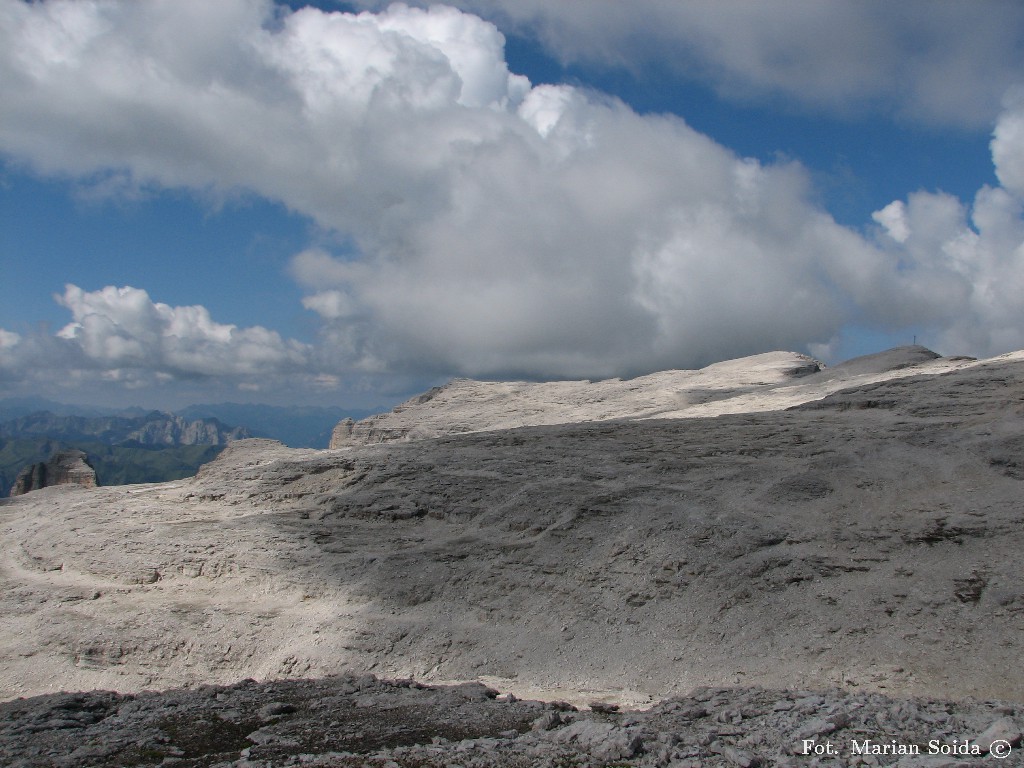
xmin=551 ymin=720 xmax=644 ymax=761
xmin=972 ymin=716 xmax=1022 ymax=754
xmin=531 ymin=711 xmax=563 ymax=731
xmin=259 ymin=701 xmax=297 ymax=720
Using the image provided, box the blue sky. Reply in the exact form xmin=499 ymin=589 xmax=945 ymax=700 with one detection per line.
xmin=1 ymin=0 xmax=1023 ymax=409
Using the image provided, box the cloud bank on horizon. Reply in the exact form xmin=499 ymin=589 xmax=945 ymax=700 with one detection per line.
xmin=1 ymin=0 xmax=1023 ymax=403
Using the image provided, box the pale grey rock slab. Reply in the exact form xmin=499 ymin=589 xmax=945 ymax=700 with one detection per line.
xmin=548 ymin=719 xmax=645 ymax=760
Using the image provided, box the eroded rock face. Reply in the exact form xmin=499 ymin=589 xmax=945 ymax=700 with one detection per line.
xmin=330 ymin=416 xmax=356 ymax=448
xmin=4 ymin=343 xmax=1024 ymax=761
xmin=10 ymin=449 xmax=97 ymax=496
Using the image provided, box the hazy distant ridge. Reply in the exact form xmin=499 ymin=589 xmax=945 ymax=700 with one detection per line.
xmin=0 ymin=402 xmax=376 ymax=494
xmin=0 ymin=411 xmax=250 ymax=446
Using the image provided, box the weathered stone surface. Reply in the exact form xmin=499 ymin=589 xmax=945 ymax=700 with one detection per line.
xmin=330 ymin=350 xmax=830 ymax=446
xmin=3 ymin=350 xmax=1024 ymax=705
xmin=794 ymin=716 xmax=840 ymax=742
xmin=721 ymin=744 xmax=759 ymax=767
xmin=550 ymin=719 xmax=645 ymax=760
xmin=531 ymin=710 xmax=563 ymax=731
xmin=330 ymin=416 xmax=356 ymax=448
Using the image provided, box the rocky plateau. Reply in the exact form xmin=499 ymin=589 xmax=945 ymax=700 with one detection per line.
xmin=2 ymin=346 xmax=1023 ymax=766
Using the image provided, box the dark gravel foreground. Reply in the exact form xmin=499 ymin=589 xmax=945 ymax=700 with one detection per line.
xmin=1 ymin=674 xmax=1021 ymax=768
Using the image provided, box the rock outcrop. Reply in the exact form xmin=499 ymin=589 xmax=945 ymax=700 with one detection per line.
xmin=1 ymin=676 xmax=1021 ymax=767
xmin=124 ymin=412 xmax=251 ymax=445
xmin=330 ymin=351 xmax=821 ymax=447
xmin=329 ymin=416 xmax=356 ymax=448
xmin=10 ymin=449 xmax=97 ymax=496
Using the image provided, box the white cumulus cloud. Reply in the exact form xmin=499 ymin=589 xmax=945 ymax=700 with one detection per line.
xmin=872 ymin=201 xmax=910 ymax=245
xmin=0 ymin=329 xmax=21 ymax=348
xmin=992 ymin=88 xmax=1024 ymax=198
xmin=867 ymin=184 xmax=1024 ymax=355
xmin=54 ymin=284 xmax=310 ymax=379
xmin=848 ymin=95 xmax=1024 ymax=357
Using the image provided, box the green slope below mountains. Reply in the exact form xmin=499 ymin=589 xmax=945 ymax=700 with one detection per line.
xmin=0 ymin=411 xmax=250 ymax=496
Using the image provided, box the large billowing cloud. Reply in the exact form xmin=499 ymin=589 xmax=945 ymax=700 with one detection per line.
xmin=354 ymin=0 xmax=1024 ymax=129
xmin=1 ymin=0 xmax=1023 ymax=395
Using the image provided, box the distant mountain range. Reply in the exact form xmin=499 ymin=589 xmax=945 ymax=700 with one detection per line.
xmin=0 ymin=397 xmax=124 ymax=420
xmin=0 ymin=411 xmax=251 ymax=446
xmin=0 ymin=411 xmax=250 ymax=497
xmin=0 ymin=398 xmax=378 ymax=448
xmin=0 ymin=436 xmax=227 ymax=497
xmin=0 ymin=399 xmax=381 ymax=496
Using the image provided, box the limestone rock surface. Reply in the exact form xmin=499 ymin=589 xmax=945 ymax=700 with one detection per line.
xmin=2 ymin=346 xmax=1024 ymax=766
xmin=2 ymin=347 xmax=1023 ymax=705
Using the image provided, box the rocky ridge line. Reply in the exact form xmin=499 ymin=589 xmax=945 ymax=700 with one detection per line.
xmin=329 ymin=347 xmax=961 ymax=448
xmin=3 ymin=347 xmax=1023 ymax=705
